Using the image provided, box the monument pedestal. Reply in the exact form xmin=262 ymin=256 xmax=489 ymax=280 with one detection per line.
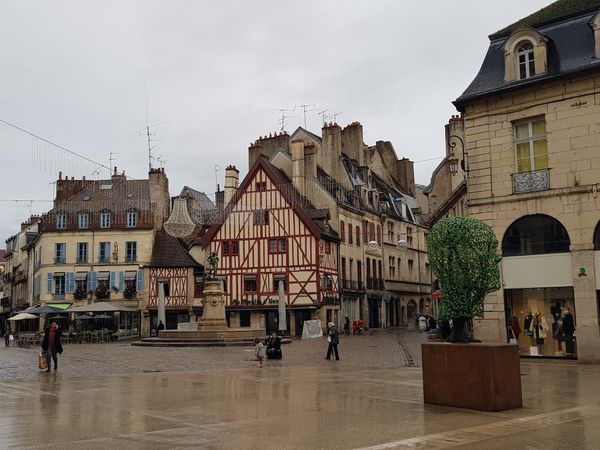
xmin=422 ymin=342 xmax=522 ymax=411
xmin=197 ymin=278 xmax=228 ymax=331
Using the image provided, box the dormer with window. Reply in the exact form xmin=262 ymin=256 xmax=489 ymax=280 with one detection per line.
xmin=100 ymin=209 xmax=112 ymax=229
xmin=55 ymin=212 xmax=67 ymax=230
xmin=503 ymin=23 xmax=548 ymax=82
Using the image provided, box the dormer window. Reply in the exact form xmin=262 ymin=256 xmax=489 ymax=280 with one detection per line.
xmin=517 ymin=42 xmax=535 ymax=79
xmin=127 ymin=210 xmax=138 ymax=228
xmin=78 ymin=211 xmax=89 ymax=229
xmin=56 ymin=213 xmax=67 ymax=230
xmin=502 ymin=23 xmax=547 ymax=82
xmin=100 ymin=210 xmax=112 ymax=228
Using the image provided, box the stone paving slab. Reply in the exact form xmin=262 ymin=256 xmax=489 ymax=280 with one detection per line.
xmin=0 ymin=329 xmax=423 ymax=381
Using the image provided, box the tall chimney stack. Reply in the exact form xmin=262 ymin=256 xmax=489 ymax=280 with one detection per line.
xmin=224 ymin=165 xmax=239 ymax=206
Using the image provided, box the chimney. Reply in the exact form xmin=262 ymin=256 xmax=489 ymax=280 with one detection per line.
xmin=304 ymin=143 xmax=317 ymax=204
xmin=341 ymin=122 xmax=364 ymax=166
xmin=148 ymin=168 xmax=170 ymax=231
xmin=396 ymin=158 xmax=415 ymax=195
xmin=291 ymin=139 xmax=305 ymax=196
xmin=248 ymin=131 xmax=290 ymax=167
xmin=322 ymin=122 xmax=341 ymax=178
xmin=224 ymin=165 xmax=239 ymax=206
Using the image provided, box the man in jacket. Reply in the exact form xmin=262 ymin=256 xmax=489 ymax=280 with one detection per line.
xmin=41 ymin=321 xmax=63 ymax=372
xmin=325 ymin=322 xmax=339 ymax=360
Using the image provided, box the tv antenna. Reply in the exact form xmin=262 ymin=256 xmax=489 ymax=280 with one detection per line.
xmin=109 ymin=152 xmax=118 ymax=173
xmin=215 ymin=164 xmax=222 ymax=192
xmin=273 ymin=107 xmax=297 ymax=132
xmin=294 ymin=103 xmax=317 ymax=129
xmin=130 ymin=86 xmax=168 ymax=172
xmin=327 ymin=111 xmax=343 ymax=123
xmin=318 ymin=109 xmax=328 ymax=124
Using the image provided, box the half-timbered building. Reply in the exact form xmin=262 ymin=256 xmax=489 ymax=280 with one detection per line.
xmin=200 ymin=157 xmax=340 ymax=335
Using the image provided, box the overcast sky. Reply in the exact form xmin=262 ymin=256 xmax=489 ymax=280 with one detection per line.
xmin=0 ymin=0 xmax=552 ymax=242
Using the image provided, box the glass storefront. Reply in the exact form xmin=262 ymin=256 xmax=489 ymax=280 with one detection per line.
xmin=504 ymin=287 xmax=576 ymax=359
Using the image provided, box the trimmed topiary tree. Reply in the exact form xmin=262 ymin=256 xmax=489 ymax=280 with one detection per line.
xmin=427 ymin=216 xmax=501 ymax=342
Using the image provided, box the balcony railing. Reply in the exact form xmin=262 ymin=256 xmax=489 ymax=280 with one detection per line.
xmin=76 ymin=257 xmax=88 ymax=264
xmin=512 ymin=169 xmax=550 ymax=194
xmin=54 ymin=257 xmax=66 ymax=264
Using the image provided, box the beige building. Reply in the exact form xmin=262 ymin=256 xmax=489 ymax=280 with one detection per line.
xmin=27 ymin=168 xmax=171 ymax=333
xmin=454 ymin=0 xmax=600 ymax=362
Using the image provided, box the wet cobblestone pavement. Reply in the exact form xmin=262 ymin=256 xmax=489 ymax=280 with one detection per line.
xmin=0 ymin=328 xmax=426 ymax=381
xmin=3 ymin=328 xmax=599 ymax=449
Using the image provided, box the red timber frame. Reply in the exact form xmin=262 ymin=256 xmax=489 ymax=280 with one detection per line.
xmin=200 ymin=158 xmax=339 ymax=309
xmin=148 ymin=267 xmax=189 ymax=308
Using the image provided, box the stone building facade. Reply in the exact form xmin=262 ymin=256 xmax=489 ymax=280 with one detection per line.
xmin=454 ymin=0 xmax=600 ymax=362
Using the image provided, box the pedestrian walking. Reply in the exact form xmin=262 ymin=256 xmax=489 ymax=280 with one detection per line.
xmin=324 ymin=322 xmax=339 ymax=360
xmin=41 ymin=321 xmax=63 ymax=372
xmin=255 ymin=337 xmax=266 ymax=367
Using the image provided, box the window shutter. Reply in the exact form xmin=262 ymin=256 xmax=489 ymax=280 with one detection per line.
xmin=88 ymin=271 xmax=97 ymax=291
xmin=66 ymin=272 xmax=75 ymax=293
xmin=47 ymin=272 xmax=53 ymax=293
xmin=136 ymin=270 xmax=144 ymax=292
xmin=109 ymin=271 xmax=115 ymax=291
xmin=118 ymin=271 xmax=125 ymax=291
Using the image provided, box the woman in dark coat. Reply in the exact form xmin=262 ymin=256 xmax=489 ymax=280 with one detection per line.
xmin=41 ymin=321 xmax=63 ymax=372
xmin=266 ymin=332 xmax=282 ymax=359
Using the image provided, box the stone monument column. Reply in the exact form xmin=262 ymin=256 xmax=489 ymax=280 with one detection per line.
xmin=198 ymin=278 xmax=228 ymax=331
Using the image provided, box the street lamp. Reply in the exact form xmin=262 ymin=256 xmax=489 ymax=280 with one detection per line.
xmin=447 ymin=134 xmax=466 ymax=177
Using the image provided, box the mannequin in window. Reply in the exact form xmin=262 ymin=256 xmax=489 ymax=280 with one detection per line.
xmin=562 ymin=308 xmax=576 ymax=356
xmin=552 ymin=313 xmax=564 ymax=354
xmin=524 ymin=311 xmax=534 ymax=337
xmin=533 ymin=311 xmax=547 ymax=355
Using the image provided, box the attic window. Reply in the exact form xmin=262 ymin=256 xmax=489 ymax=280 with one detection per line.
xmin=517 ymin=42 xmax=535 ymax=79
xmin=100 ymin=184 xmax=113 ymax=190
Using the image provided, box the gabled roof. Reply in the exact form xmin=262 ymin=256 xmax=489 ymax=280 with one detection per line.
xmin=150 ymin=230 xmax=201 ymax=267
xmin=290 ymin=126 xmax=322 ymax=144
xmin=455 ymin=3 xmax=600 ymax=108
xmin=199 ymin=157 xmax=339 ymax=248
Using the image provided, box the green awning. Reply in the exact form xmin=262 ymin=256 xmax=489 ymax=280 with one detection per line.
xmin=46 ymin=303 xmax=71 ymax=310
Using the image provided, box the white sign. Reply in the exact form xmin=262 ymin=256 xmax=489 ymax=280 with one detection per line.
xmin=483 ymin=304 xmax=494 ymax=312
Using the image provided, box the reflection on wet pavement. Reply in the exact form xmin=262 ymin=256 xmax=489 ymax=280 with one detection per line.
xmin=0 ymin=361 xmax=599 ymax=449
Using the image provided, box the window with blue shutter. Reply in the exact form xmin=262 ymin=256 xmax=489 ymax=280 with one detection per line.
xmin=136 ymin=270 xmax=144 ymax=292
xmin=47 ymin=272 xmax=53 ymax=293
xmin=118 ymin=272 xmax=125 ymax=291
xmin=66 ymin=272 xmax=75 ymax=293
xmin=110 ymin=272 xmax=116 ymax=291
xmin=88 ymin=271 xmax=97 ymax=291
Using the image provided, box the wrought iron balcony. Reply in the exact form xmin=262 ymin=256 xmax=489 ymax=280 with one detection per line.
xmin=512 ymin=169 xmax=550 ymax=194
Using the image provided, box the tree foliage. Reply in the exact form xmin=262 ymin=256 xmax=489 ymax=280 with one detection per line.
xmin=427 ymin=217 xmax=501 ymax=321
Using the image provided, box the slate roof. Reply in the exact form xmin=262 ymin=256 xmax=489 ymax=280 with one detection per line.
xmin=491 ymin=0 xmax=600 ymax=38
xmin=149 ymin=230 xmax=201 ymax=267
xmin=181 ymin=186 xmax=215 ymax=210
xmin=455 ymin=2 xmax=600 ymax=109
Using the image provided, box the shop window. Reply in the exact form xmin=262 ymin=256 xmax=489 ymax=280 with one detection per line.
xmin=240 ymin=311 xmax=251 ymax=327
xmin=502 ymin=214 xmax=570 ymax=256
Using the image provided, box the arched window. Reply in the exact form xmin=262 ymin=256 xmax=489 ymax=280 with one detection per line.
xmin=502 ymin=214 xmax=570 ymax=256
xmin=594 ymin=221 xmax=600 ymax=251
xmin=517 ymin=42 xmax=535 ymax=79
